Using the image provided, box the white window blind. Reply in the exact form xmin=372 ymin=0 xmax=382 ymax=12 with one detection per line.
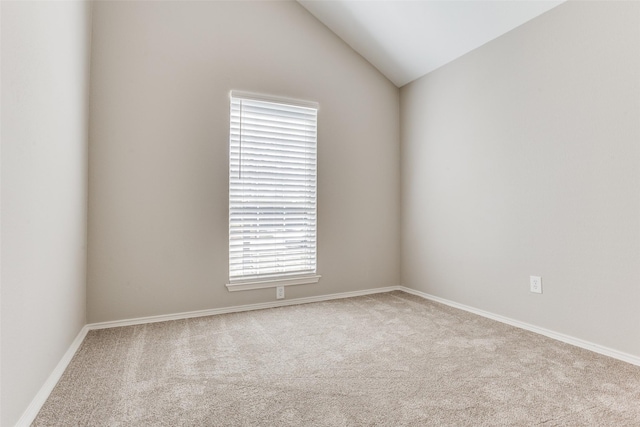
xmin=229 ymin=92 xmax=318 ymax=285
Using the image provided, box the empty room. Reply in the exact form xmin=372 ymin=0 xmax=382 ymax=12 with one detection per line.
xmin=2 ymin=0 xmax=640 ymax=425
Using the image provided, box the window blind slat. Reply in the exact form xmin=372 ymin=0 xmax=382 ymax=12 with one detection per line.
xmin=229 ymin=94 xmax=318 ymax=281
xmin=231 ymin=270 xmax=316 ymax=281
xmin=229 ymin=247 xmax=314 ymax=258
xmin=229 ymin=238 xmax=317 ymax=247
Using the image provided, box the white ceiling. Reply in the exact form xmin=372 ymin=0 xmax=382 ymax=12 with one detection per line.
xmin=298 ymin=0 xmax=565 ymax=87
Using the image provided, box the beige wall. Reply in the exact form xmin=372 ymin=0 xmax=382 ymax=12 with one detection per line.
xmin=87 ymin=1 xmax=400 ymax=323
xmin=401 ymin=1 xmax=640 ymax=357
xmin=1 ymin=1 xmax=92 ymax=425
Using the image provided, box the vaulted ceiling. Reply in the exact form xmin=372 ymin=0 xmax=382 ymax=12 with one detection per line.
xmin=298 ymin=1 xmax=564 ymax=87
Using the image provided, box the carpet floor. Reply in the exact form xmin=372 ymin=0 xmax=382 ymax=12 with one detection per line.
xmin=33 ymin=291 xmax=640 ymax=426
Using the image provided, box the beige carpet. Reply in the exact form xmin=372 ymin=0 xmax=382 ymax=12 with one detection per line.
xmin=34 ymin=291 xmax=640 ymax=426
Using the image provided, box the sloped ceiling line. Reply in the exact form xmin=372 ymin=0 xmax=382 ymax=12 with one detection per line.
xmin=298 ymin=0 xmax=564 ymax=87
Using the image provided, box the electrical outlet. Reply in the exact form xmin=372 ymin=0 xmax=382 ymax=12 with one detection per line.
xmin=276 ymin=286 xmax=285 ymax=299
xmin=530 ymin=276 xmax=542 ymax=294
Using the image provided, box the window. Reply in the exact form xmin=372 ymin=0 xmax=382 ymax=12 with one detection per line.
xmin=227 ymin=91 xmax=320 ymax=291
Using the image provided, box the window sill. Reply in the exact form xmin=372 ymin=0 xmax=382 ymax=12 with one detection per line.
xmin=226 ymin=274 xmax=321 ymax=292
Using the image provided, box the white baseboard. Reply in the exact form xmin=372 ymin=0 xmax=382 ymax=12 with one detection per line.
xmin=15 ymin=325 xmax=90 ymax=427
xmin=87 ymin=286 xmax=402 ymax=330
xmin=398 ymin=286 xmax=640 ymax=367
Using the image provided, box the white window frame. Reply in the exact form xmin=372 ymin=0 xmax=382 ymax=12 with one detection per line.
xmin=226 ymin=91 xmax=321 ymax=292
